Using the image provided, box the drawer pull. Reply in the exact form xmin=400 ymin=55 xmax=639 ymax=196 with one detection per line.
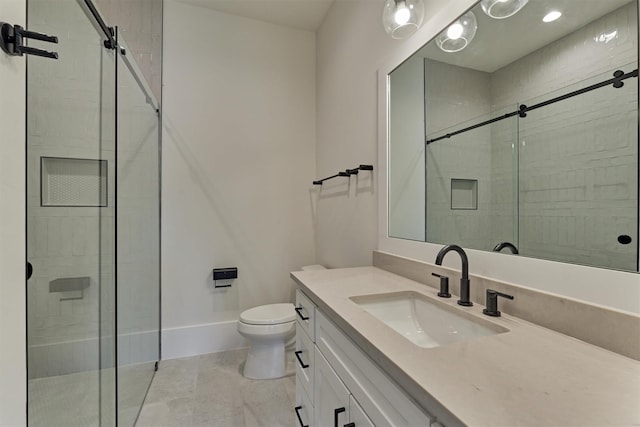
xmin=295 ymin=306 xmax=310 ymax=321
xmin=294 ymin=350 xmax=309 ymax=368
xmin=344 ymin=423 xmax=355 ymax=427
xmin=334 ymin=407 xmax=346 ymax=427
xmin=294 ymin=406 xmax=308 ymax=427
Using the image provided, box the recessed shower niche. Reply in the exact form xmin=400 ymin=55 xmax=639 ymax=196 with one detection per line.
xmin=40 ymin=157 xmax=107 ymax=207
xmin=451 ymin=179 xmax=478 ymax=210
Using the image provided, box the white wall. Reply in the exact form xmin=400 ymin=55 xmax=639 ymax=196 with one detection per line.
xmin=316 ymin=0 xmax=480 ymax=268
xmin=318 ymin=0 xmax=640 ymax=314
xmin=162 ymin=0 xmax=316 ymax=357
xmin=0 ymin=0 xmax=27 ymax=424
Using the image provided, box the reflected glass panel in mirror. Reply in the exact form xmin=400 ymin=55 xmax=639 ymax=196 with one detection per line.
xmin=425 ymin=105 xmax=518 ymax=252
xmin=388 ymin=0 xmax=638 ymax=272
xmin=518 ymin=66 xmax=638 ymax=271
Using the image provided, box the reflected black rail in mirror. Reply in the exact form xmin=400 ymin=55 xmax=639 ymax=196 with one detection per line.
xmin=426 ymin=68 xmax=639 ymax=145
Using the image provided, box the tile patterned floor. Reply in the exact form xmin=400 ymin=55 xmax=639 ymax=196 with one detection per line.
xmin=28 ymin=363 xmax=154 ymax=427
xmin=136 ymin=349 xmax=297 ymax=427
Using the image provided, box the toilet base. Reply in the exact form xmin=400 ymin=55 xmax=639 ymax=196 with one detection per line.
xmin=243 ymin=342 xmax=287 ymax=379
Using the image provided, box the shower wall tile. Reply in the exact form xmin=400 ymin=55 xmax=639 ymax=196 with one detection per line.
xmin=425 ymin=59 xmax=495 ymax=250
xmin=27 ymin=0 xmax=110 ymax=378
xmin=94 ymin=0 xmax=163 ymax=102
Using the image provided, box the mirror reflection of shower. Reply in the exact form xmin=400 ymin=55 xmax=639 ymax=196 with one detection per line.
xmin=388 ymin=0 xmax=638 ymax=273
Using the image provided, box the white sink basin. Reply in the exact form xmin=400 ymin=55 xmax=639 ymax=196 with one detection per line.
xmin=350 ymin=291 xmax=508 ymax=348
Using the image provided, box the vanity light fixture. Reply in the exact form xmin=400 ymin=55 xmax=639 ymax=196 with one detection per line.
xmin=435 ymin=11 xmax=477 ymax=53
xmin=543 ymin=10 xmax=562 ymax=23
xmin=382 ymin=0 xmax=425 ymax=39
xmin=480 ymin=0 xmax=528 ymax=19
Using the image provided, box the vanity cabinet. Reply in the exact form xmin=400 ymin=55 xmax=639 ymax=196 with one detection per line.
xmin=295 ymin=289 xmax=440 ymax=427
xmin=314 ymin=346 xmax=374 ymax=427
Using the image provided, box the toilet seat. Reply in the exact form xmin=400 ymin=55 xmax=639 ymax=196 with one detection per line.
xmin=240 ymin=303 xmax=295 ymax=325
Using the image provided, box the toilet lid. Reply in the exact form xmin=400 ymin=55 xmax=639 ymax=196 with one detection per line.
xmin=240 ymin=303 xmax=295 ymax=325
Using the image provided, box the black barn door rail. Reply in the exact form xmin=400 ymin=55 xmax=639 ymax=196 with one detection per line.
xmin=426 ymin=68 xmax=639 ymax=145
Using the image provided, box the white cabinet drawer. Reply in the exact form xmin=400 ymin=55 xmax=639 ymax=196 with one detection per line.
xmin=316 ymin=311 xmax=434 ymax=427
xmin=296 ymin=323 xmax=315 ymax=402
xmin=296 ymin=289 xmax=316 ymax=341
xmin=296 ymin=376 xmax=314 ymax=427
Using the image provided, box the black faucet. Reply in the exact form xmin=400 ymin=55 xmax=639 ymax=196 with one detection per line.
xmin=435 ymin=244 xmax=472 ymax=307
xmin=492 ymin=241 xmax=519 ymax=254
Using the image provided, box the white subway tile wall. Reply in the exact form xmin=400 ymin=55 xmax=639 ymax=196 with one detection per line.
xmin=95 ymin=0 xmax=163 ymax=101
xmin=27 ymin=0 xmax=160 ymax=378
xmin=27 ymin=0 xmax=107 ymax=379
xmin=493 ymin=2 xmax=638 ymax=269
xmin=425 ymin=59 xmax=496 ymax=250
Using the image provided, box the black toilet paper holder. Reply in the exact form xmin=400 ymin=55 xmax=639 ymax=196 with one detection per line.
xmin=213 ymin=267 xmax=237 ymax=288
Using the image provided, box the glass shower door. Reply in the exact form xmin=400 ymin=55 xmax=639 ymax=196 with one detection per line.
xmin=26 ymin=2 xmax=161 ymax=426
xmin=115 ymin=33 xmax=161 ymax=427
xmin=26 ymin=0 xmax=116 ymax=425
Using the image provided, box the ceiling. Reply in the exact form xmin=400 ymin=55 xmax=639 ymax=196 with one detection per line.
xmin=176 ymin=0 xmax=335 ymax=31
xmin=416 ymin=0 xmax=634 ymax=72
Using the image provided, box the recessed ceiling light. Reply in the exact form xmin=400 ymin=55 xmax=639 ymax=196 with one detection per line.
xmin=543 ymin=11 xmax=562 ymax=23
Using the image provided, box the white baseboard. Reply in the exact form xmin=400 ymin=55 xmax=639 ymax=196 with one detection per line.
xmin=28 ymin=330 xmax=158 ymax=379
xmin=161 ymin=320 xmax=248 ymax=360
xmin=28 ymin=321 xmax=248 ymax=378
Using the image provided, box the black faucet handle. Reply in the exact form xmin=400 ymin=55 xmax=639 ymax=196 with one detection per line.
xmin=431 ymin=273 xmax=451 ymax=298
xmin=483 ymin=289 xmax=514 ymax=317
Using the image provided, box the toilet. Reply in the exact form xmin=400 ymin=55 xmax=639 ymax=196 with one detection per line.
xmin=238 ymin=265 xmax=326 ymax=380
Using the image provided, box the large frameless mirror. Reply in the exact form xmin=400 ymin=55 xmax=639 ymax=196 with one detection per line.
xmin=388 ymin=0 xmax=639 ymax=272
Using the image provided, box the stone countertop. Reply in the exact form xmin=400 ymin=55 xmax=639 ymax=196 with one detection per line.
xmin=291 ymin=266 xmax=640 ymax=427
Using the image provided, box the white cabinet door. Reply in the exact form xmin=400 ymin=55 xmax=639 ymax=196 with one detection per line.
xmin=347 ymin=395 xmax=375 ymax=427
xmin=296 ymin=323 xmax=315 ymax=401
xmin=296 ymin=377 xmax=314 ymax=427
xmin=314 ymin=347 xmax=350 ymax=427
xmin=316 ymin=311 xmax=434 ymax=426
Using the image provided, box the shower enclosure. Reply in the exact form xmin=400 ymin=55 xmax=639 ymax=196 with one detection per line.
xmin=25 ymin=0 xmax=160 ymax=425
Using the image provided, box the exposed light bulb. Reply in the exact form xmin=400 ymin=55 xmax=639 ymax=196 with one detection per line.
xmin=382 ymin=0 xmax=425 ymax=39
xmin=447 ymin=23 xmax=464 ymax=40
xmin=435 ymin=11 xmax=477 ymax=52
xmin=543 ymin=11 xmax=562 ymax=23
xmin=395 ymin=5 xmax=411 ymax=25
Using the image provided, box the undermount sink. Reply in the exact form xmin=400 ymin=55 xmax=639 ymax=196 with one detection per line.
xmin=350 ymin=291 xmax=508 ymax=348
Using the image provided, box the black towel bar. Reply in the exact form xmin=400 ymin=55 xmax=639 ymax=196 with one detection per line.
xmin=313 ymin=165 xmax=373 ymax=185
